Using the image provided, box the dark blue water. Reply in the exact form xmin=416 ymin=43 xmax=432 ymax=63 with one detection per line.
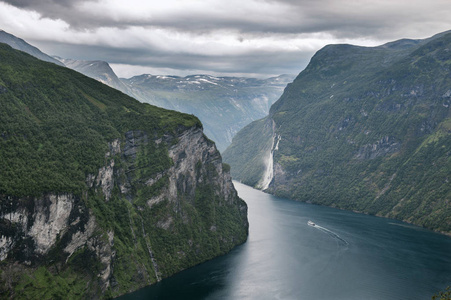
xmin=118 ymin=182 xmax=451 ymax=300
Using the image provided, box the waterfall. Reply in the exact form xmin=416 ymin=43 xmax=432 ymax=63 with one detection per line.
xmin=140 ymin=216 xmax=161 ymax=282
xmin=258 ymin=134 xmax=281 ymax=190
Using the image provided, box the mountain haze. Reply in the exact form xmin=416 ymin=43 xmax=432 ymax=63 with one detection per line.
xmin=224 ymin=30 xmax=451 ymax=234
xmin=124 ymin=74 xmax=294 ymax=151
xmin=0 ymin=30 xmax=64 ymax=66
xmin=54 ymin=57 xmax=131 ymax=93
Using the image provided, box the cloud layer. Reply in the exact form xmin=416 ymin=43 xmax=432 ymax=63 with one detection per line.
xmin=1 ymin=0 xmax=451 ymax=77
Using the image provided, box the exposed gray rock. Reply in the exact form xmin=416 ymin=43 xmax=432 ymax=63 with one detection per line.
xmin=138 ymin=127 xmax=238 ymax=210
xmin=0 ymin=236 xmax=13 ymax=261
xmin=0 ymin=125 xmax=247 ymax=297
xmin=28 ymin=194 xmax=74 ymax=254
xmin=106 ymin=139 xmax=121 ymax=157
xmin=96 ymin=159 xmax=115 ymax=201
xmin=64 ymin=214 xmax=97 ymax=259
xmin=355 ymin=136 xmax=401 ymax=160
xmin=87 ymin=230 xmax=115 ymax=291
xmin=269 ymin=162 xmax=288 ymax=192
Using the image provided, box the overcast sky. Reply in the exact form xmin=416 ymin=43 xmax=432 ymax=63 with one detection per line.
xmin=1 ymin=0 xmax=451 ymax=78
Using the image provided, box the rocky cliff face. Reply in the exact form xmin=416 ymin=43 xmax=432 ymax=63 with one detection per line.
xmin=0 ymin=126 xmax=247 ymax=298
xmin=224 ymin=30 xmax=451 ymax=234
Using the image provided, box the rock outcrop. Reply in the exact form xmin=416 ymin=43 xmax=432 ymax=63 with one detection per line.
xmin=0 ymin=125 xmax=248 ymax=298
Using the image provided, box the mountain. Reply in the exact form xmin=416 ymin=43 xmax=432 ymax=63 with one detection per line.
xmin=52 ymin=53 xmax=293 ymax=151
xmin=123 ymin=74 xmax=294 ymax=151
xmin=0 ymin=29 xmax=64 ymax=66
xmin=1 ymin=29 xmax=292 ymax=152
xmin=54 ymin=57 xmax=131 ymax=93
xmin=223 ymin=30 xmax=451 ymax=234
xmin=0 ymin=43 xmax=248 ymax=298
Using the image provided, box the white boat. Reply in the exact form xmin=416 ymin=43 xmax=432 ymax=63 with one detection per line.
xmin=308 ymin=220 xmax=316 ymax=226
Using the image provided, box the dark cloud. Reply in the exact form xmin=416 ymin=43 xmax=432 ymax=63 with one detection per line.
xmin=2 ymin=0 xmax=101 ymax=28
xmin=36 ymin=39 xmax=312 ymax=77
xmin=2 ymin=0 xmax=77 ymax=7
xmin=2 ymin=0 xmax=451 ymax=77
xmin=0 ymin=1 xmax=412 ymax=36
xmin=3 ymin=0 xmax=448 ymax=40
xmin=3 ymin=0 xmax=86 ymax=19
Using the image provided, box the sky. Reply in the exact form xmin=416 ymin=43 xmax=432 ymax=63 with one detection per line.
xmin=1 ymin=0 xmax=451 ymax=78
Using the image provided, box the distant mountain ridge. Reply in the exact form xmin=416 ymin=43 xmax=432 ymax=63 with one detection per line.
xmin=224 ymin=30 xmax=451 ymax=234
xmin=54 ymin=57 xmax=131 ymax=93
xmin=0 ymin=29 xmax=65 ymax=66
xmin=123 ymin=73 xmax=294 ymax=151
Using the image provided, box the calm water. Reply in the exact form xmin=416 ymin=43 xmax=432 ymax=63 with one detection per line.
xmin=118 ymin=182 xmax=451 ymax=300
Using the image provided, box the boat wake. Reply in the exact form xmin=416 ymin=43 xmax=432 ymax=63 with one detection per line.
xmin=309 ymin=221 xmax=349 ymax=247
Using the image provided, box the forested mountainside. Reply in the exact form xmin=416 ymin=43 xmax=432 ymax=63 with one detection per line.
xmin=224 ymin=30 xmax=451 ymax=234
xmin=0 ymin=43 xmax=248 ymax=299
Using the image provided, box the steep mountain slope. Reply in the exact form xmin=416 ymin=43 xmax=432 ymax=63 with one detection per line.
xmin=224 ymin=30 xmax=451 ymax=234
xmin=0 ymin=30 xmax=64 ymax=66
xmin=124 ymin=74 xmax=294 ymax=151
xmin=54 ymin=57 xmax=131 ymax=93
xmin=0 ymin=44 xmax=248 ymax=298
